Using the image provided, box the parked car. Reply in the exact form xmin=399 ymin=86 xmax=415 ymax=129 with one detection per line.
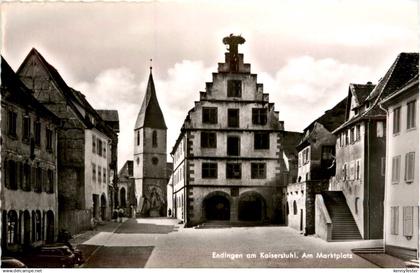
xmin=44 ymin=243 xmax=84 ymax=265
xmin=21 ymin=245 xmax=76 ymax=268
xmin=1 ymin=257 xmax=27 ymax=268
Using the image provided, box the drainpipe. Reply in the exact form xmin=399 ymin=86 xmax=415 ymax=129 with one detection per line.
xmin=170 ymin=154 xmax=175 ymax=219
xmin=378 ymin=102 xmax=389 ymax=251
xmin=366 ymin=119 xmax=370 ymax=239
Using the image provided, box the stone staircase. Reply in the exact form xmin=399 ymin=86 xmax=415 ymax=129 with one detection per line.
xmin=322 ymin=191 xmax=362 ymax=241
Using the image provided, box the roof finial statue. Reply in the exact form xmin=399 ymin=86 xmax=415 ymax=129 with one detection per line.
xmin=149 ymin=58 xmax=153 ymax=73
xmin=223 ymin=34 xmax=246 ymax=55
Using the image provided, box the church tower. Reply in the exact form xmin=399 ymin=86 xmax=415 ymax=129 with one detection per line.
xmin=134 ymin=68 xmax=167 ymax=217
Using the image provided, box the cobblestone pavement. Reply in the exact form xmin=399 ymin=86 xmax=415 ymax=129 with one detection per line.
xmin=70 ymin=218 xmax=383 ymax=268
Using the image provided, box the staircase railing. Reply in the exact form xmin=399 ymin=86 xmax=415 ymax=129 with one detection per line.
xmin=315 ymin=194 xmax=332 ymax=241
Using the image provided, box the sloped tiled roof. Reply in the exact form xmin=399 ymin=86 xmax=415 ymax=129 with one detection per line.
xmin=96 ymin=110 xmax=119 ymax=122
xmin=367 ymin=53 xmax=419 ymax=101
xmin=381 ymin=74 xmax=419 ymax=107
xmin=350 ymin=83 xmax=375 ymax=108
xmin=17 ymin=48 xmax=116 ymax=139
xmin=118 ymin=160 xmax=134 ymax=178
xmin=334 ymin=53 xmax=418 ymax=133
xmin=17 ymin=48 xmax=92 ymax=128
xmin=135 ymin=72 xmax=167 ymax=130
xmin=1 ymin=56 xmax=60 ymax=124
xmin=280 ymin=131 xmax=303 ymax=159
xmin=302 ymin=97 xmax=347 ymax=134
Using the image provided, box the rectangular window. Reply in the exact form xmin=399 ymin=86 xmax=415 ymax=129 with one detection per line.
xmin=303 ymin=148 xmax=310 ymax=164
xmin=252 ymin=108 xmax=268 ymax=125
xmin=103 ymin=168 xmax=106 ymax=183
xmin=254 ymin=133 xmax=269 ymax=149
xmin=6 ymin=160 xmax=17 ymax=190
xmin=407 ymin=100 xmax=416 ymax=129
xmin=202 ymin=163 xmax=217 ymax=179
xmin=381 ymin=157 xmax=386 ymax=176
xmin=202 ymin=107 xmax=218 ymax=124
xmin=350 ymin=161 xmax=355 ymax=180
xmin=23 ymin=163 xmax=31 ymax=191
xmin=137 ymin=131 xmax=140 ymax=146
xmin=23 ymin=115 xmax=31 ymax=141
xmin=350 ymin=127 xmax=355 ymax=143
xmin=226 ymin=163 xmax=241 ymax=179
xmin=92 ymin=135 xmax=96 ymax=153
xmin=356 ymin=160 xmax=361 ymax=180
xmin=356 ymin=125 xmax=361 ymax=141
xmin=391 ymin=206 xmax=399 ymax=235
xmin=34 ymin=121 xmax=41 ymax=146
xmin=346 ymin=130 xmax=350 ymax=145
xmin=47 ymin=170 xmax=54 ymax=193
xmin=377 ymin=121 xmax=384 ymax=138
xmin=201 ymin=132 xmax=217 ymax=148
xmin=393 ymin=107 xmax=401 ymax=134
xmin=98 ymin=167 xmax=102 ymax=183
xmin=298 ymin=153 xmax=302 ymax=167
xmin=8 ymin=110 xmax=17 ymax=137
xmin=403 ymin=206 xmax=414 ymax=237
xmin=405 ymin=152 xmax=415 ymax=182
xmin=343 ymin=164 xmax=347 ymax=180
xmin=103 ymin=144 xmax=106 ymax=158
xmin=321 ymin=146 xmax=334 ymax=160
xmin=92 ymin=163 xmax=96 ymax=182
xmin=35 ymin=167 xmax=42 ymax=193
xmin=46 ymin=128 xmax=53 ymax=151
xmin=227 ymin=136 xmax=240 ymax=156
xmin=227 ymin=109 xmax=239 ymax=127
xmin=97 ymin=139 xmax=102 ymax=156
xmin=391 ymin=156 xmax=401 ymax=183
xmin=251 ymin=163 xmax=266 ymax=179
xmin=227 ymin=80 xmax=242 ymax=97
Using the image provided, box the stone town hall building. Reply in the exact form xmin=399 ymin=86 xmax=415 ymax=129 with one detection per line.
xmin=170 ymin=35 xmax=289 ymax=226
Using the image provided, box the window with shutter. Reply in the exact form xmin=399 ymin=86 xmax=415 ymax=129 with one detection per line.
xmin=391 ymin=206 xmax=399 ymax=235
xmin=31 ymin=166 xmax=36 ymax=191
xmin=405 ymin=152 xmax=415 ymax=182
xmin=393 ymin=107 xmax=401 ymax=134
xmin=407 ymin=100 xmax=416 ymax=130
xmin=4 ymin=160 xmax=10 ymax=189
xmin=391 ymin=156 xmax=401 ymax=183
xmin=403 ymin=206 xmax=413 ymax=237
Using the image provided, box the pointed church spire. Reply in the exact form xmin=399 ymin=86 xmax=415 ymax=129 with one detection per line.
xmin=135 ymin=68 xmax=167 ymax=130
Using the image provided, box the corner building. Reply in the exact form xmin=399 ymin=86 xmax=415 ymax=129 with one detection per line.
xmin=171 ymin=36 xmax=285 ymax=226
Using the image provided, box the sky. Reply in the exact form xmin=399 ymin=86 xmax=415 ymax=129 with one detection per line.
xmin=1 ymin=0 xmax=418 ymax=169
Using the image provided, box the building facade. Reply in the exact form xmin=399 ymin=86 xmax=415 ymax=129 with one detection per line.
xmin=17 ymin=48 xmax=118 ymax=235
xmin=170 ymin=35 xmax=288 ymax=226
xmin=134 ymin=70 xmax=168 ymax=217
xmin=97 ymin=110 xmax=120 ymax=215
xmin=117 ymin=160 xmax=137 ymax=216
xmin=288 ymin=98 xmax=346 ymax=234
xmin=380 ymin=75 xmax=419 ymax=260
xmin=329 ymin=53 xmax=418 ymax=240
xmin=1 ymin=58 xmax=60 ymax=253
